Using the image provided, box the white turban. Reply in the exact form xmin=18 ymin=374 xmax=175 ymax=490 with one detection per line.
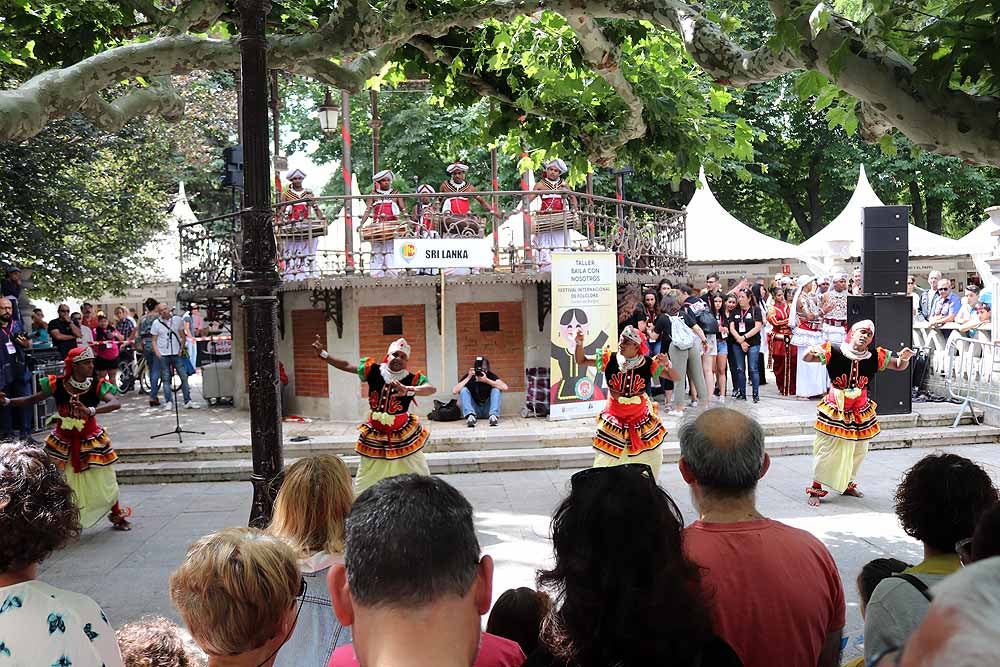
xmin=287 ymin=169 xmax=307 ymax=180
xmin=834 ymin=272 xmax=849 ymax=282
xmin=416 ymin=184 xmax=436 ymax=194
xmin=446 ymin=162 xmax=469 ymax=174
xmin=796 ymin=275 xmax=814 ymax=288
xmin=545 ymin=158 xmax=568 ymax=175
xmin=387 ymin=338 xmax=411 ymax=359
xmin=373 ymin=169 xmax=394 ymax=182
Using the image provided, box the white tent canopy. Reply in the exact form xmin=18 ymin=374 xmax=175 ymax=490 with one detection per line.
xmin=685 ymin=167 xmax=800 ymax=262
xmin=798 ymin=164 xmax=966 ymax=259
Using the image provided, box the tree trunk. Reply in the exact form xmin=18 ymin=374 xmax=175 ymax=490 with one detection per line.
xmin=784 ymin=194 xmax=815 ymax=239
xmin=807 ymin=153 xmax=822 ymax=229
xmin=926 ymin=198 xmax=943 ymax=235
xmin=908 ymin=180 xmax=925 ymax=229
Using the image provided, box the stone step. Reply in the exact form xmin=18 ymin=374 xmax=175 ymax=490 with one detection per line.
xmin=114 ymin=423 xmax=1000 ymax=484
xmin=115 ymin=407 xmax=979 ymax=463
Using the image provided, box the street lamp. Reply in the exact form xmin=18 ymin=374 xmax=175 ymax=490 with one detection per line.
xmin=317 ymin=88 xmax=339 ymax=134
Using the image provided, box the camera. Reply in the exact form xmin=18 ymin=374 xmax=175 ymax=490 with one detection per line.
xmin=474 ymin=357 xmax=485 ymax=377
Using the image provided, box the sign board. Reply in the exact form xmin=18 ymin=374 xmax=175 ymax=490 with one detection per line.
xmin=781 ymin=264 xmax=791 ymax=275
xmin=393 ymin=238 xmax=493 ymax=269
xmin=548 ymin=252 xmax=617 ymax=420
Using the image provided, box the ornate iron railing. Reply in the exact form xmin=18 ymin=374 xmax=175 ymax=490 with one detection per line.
xmin=179 ymin=190 xmax=686 ymax=290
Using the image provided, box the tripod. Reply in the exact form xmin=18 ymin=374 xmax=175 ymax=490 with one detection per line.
xmin=151 ymin=326 xmax=205 ymax=443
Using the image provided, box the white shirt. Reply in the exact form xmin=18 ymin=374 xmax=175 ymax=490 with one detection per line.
xmin=78 ymin=325 xmax=94 ymax=346
xmin=150 ymin=315 xmax=185 ymax=355
xmin=0 ymin=579 xmax=124 ymax=667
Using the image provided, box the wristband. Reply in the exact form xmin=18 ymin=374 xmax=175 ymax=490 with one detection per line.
xmin=406 ymin=389 xmax=415 ymax=397
xmin=320 ymin=350 xmax=329 ymax=359
xmin=89 ymin=407 xmax=96 ymax=416
xmin=1 ymin=397 xmax=9 ymax=406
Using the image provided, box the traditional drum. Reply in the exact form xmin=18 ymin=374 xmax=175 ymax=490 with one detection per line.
xmin=275 ymin=219 xmax=328 ymax=240
xmin=441 ymin=215 xmax=483 ymax=237
xmin=360 ymin=221 xmax=410 ymax=242
xmin=532 ymin=210 xmax=580 ymax=233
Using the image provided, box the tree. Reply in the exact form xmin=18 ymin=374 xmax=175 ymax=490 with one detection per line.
xmin=2 ymin=1 xmax=998 ymax=172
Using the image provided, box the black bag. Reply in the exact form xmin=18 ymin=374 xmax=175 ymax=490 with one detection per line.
xmin=689 ymin=300 xmax=719 ymax=334
xmin=428 ymin=398 xmax=463 ymax=421
xmin=911 ymin=348 xmax=930 ymax=389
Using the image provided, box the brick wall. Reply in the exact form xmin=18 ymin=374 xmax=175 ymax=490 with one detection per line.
xmin=358 ymin=305 xmax=427 ymax=394
xmin=455 ymin=301 xmax=525 ymax=391
xmin=292 ymin=309 xmax=329 ymax=397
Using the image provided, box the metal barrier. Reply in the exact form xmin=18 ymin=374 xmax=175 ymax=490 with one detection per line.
xmin=944 ymin=336 xmax=1000 ymax=427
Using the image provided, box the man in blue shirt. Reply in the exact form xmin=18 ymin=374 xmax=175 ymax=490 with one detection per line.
xmin=928 ymin=279 xmax=962 ymax=328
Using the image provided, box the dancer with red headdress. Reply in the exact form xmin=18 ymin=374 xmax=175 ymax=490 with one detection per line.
xmin=573 ymin=325 xmax=679 ymax=477
xmin=312 ymin=335 xmax=436 ymax=494
xmin=802 ymin=320 xmax=914 ymax=506
xmin=0 ymin=346 xmax=131 ymax=529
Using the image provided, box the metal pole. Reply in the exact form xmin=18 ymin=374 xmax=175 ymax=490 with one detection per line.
xmin=269 ymin=70 xmax=281 ymax=187
xmin=341 ymin=90 xmax=355 ymax=273
xmin=440 ymin=272 xmax=446 ymax=390
xmin=520 ymin=148 xmax=532 ymax=268
xmin=370 ymin=89 xmax=381 ymax=176
xmin=491 ymin=146 xmax=499 ymax=267
xmin=236 ymin=0 xmax=283 ymax=528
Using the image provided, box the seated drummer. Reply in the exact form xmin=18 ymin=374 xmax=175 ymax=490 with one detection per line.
xmin=359 ymin=169 xmax=407 ymax=277
xmin=411 ymin=184 xmax=439 ymax=238
xmin=438 ymin=162 xmax=499 ymax=237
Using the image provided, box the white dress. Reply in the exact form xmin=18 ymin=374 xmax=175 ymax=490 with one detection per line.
xmin=792 ymin=294 xmax=830 ymax=398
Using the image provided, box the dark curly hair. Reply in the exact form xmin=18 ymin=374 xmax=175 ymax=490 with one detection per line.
xmin=972 ymin=502 xmax=1000 ymax=562
xmin=0 ymin=442 xmax=81 ymax=572
xmin=536 ymin=464 xmax=713 ymax=666
xmin=894 ymin=453 xmax=998 ymax=553
xmin=117 ymin=616 xmax=206 ymax=667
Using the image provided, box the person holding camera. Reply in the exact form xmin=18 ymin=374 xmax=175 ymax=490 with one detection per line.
xmin=452 ymin=357 xmax=509 ymax=428
xmin=0 ymin=297 xmax=34 ymax=442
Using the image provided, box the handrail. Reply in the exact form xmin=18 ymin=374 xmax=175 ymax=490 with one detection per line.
xmin=944 ymin=335 xmax=1000 ymax=427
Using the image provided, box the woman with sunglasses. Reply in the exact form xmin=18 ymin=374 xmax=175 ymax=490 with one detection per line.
xmin=574 ymin=325 xmax=680 ymax=478
xmin=268 ymin=455 xmax=354 ymax=666
xmin=525 ymin=463 xmax=741 ymax=667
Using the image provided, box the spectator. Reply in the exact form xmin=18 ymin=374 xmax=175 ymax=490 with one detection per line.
xmin=138 ymin=298 xmax=161 ymax=405
xmin=29 ymin=307 xmax=52 ymax=349
xmin=116 ymin=616 xmax=207 ymax=667
xmin=151 ymin=302 xmax=199 ymax=409
xmin=682 ymin=284 xmax=721 ymax=399
xmin=452 ymin=357 xmax=509 ymax=428
xmin=328 ymin=474 xmax=525 ymax=667
xmin=80 ymin=302 xmax=98 ymax=330
xmin=72 ymin=311 xmax=94 ymax=346
xmin=919 ymin=270 xmax=942 ymax=320
xmin=907 ymin=275 xmax=922 ymax=321
xmin=0 ymin=442 xmax=125 ymax=666
xmin=703 ymin=272 xmax=719 ymax=296
xmin=48 ymin=303 xmax=82 ymax=360
xmin=525 ymin=463 xmax=739 ymax=667
xmin=0 ymin=297 xmax=33 ymax=443
xmin=183 ymin=305 xmax=204 ymax=367
xmin=863 ymin=453 xmax=998 ymax=663
xmin=727 ymin=288 xmax=763 ymax=403
xmin=93 ymin=314 xmax=122 ymax=386
xmin=267 ymin=455 xmax=354 ymax=666
xmin=0 ymin=266 xmax=21 ymax=325
xmin=616 ymin=284 xmax=646 ymax=334
xmin=170 ymin=528 xmax=301 ymax=667
xmin=679 ymin=407 xmax=845 ymax=667
xmin=709 ymin=291 xmax=729 ymax=400
xmin=850 ymin=268 xmax=863 ymax=295
xmin=487 ymin=588 xmax=552 ymax=658
xmin=971 ymin=502 xmax=1000 ymax=562
xmin=662 ymin=294 xmax=708 ymax=416
xmin=927 ymin=279 xmax=961 ymax=328
xmin=657 ymin=277 xmax=673 ymax=302
xmin=867 ymin=557 xmax=1000 ymax=666
xmin=114 ymin=305 xmax=136 ymax=346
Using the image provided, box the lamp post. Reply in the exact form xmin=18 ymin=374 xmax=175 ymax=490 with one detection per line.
xmin=236 ymin=0 xmax=283 ymax=528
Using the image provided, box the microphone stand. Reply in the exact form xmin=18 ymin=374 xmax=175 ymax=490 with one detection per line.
xmin=151 ymin=326 xmax=205 ymax=443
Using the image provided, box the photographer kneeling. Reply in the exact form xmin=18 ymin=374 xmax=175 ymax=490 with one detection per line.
xmin=452 ymin=357 xmax=509 ymax=428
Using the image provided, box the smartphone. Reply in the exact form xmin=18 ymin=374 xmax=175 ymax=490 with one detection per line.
xmin=474 ymin=357 xmax=485 ymax=376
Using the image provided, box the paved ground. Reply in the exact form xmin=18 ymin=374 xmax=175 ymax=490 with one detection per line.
xmin=38 ymin=442 xmax=1000 ymax=658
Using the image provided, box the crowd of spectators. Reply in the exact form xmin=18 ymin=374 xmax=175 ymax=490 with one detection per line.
xmin=4 ymin=404 xmax=999 ymax=666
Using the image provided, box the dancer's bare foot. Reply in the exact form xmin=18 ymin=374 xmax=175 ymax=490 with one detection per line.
xmin=806 ymin=483 xmax=826 ymax=507
xmin=842 ymin=483 xmax=864 ymax=498
xmin=807 ymin=495 xmax=821 ymax=507
xmin=109 ymin=507 xmax=132 ymax=531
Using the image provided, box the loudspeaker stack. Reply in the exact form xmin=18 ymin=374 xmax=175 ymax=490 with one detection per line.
xmin=847 ymin=206 xmax=912 ymax=415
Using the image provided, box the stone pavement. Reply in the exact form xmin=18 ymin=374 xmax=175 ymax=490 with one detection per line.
xmin=38 ymin=442 xmax=1000 ymax=658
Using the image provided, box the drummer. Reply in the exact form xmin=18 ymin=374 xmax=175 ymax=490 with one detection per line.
xmin=279 ymin=168 xmax=326 ymax=280
xmin=359 ymin=169 xmax=407 ymax=277
xmin=529 ymin=158 xmax=577 ymax=271
xmin=411 ymin=184 xmax=439 ymax=238
xmin=439 ymin=162 xmax=498 ymax=275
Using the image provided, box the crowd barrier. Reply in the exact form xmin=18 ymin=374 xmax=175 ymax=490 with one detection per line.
xmin=941 ymin=335 xmax=1000 ymax=427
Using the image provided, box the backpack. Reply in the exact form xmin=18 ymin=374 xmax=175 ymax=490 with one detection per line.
xmin=689 ymin=299 xmax=719 ymax=334
xmin=428 ymin=399 xmax=463 ymax=421
xmin=669 ymin=316 xmax=696 ymax=350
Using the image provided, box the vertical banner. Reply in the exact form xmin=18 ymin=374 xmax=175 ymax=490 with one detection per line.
xmin=549 ymin=252 xmax=617 ymax=420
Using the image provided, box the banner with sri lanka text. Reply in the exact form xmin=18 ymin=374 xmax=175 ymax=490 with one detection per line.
xmin=548 ymin=252 xmax=617 ymax=420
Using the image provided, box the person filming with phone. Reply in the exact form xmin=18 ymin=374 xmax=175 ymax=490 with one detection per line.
xmin=452 ymin=357 xmax=509 ymax=428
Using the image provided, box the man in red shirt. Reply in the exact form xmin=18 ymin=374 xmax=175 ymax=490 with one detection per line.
xmin=327 ymin=474 xmax=525 ymax=667
xmin=679 ymin=407 xmax=845 ymax=667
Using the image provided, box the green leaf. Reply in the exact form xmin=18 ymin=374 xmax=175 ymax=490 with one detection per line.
xmin=879 ymin=133 xmax=898 ymax=156
xmin=813 ymin=84 xmax=839 ymax=111
xmin=809 ymin=3 xmax=832 ymax=38
xmin=709 ymin=86 xmax=733 ymax=113
xmin=793 ymin=70 xmax=829 ymax=99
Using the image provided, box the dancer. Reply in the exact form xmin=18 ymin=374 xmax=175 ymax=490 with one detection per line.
xmin=821 ymin=272 xmax=850 ymax=345
xmin=790 ymin=275 xmax=829 ymax=399
xmin=529 ymin=158 xmax=578 ymax=270
xmin=802 ymin=320 xmax=913 ymax=506
xmin=279 ymin=169 xmax=327 ymax=280
xmin=311 ymin=336 xmax=435 ymax=494
xmin=767 ymin=287 xmax=796 ymax=396
xmin=0 ymin=346 xmax=131 ymax=529
xmin=573 ymin=325 xmax=679 ymax=478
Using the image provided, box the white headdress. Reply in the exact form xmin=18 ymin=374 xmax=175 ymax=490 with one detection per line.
xmin=788 ymin=275 xmax=816 ymax=329
xmin=387 ymin=338 xmax=411 ymax=359
xmin=373 ymin=169 xmax=394 ymax=182
xmin=287 ymin=169 xmax=307 ymax=180
xmin=416 ymin=184 xmax=436 ymax=194
xmin=446 ymin=162 xmax=469 ymax=174
xmin=545 ymin=158 xmax=568 ymax=175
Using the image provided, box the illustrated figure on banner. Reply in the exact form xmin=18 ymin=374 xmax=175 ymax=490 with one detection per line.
xmin=550 ymin=308 xmax=608 ymax=406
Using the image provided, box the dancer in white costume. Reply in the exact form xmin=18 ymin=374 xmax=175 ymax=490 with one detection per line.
xmin=821 ymin=272 xmax=850 ymax=345
xmin=790 ymin=276 xmax=830 ymax=398
xmin=359 ymin=169 xmax=407 ymax=277
xmin=528 ymin=158 xmax=577 ymax=271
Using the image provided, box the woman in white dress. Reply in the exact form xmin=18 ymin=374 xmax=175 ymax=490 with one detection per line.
xmin=790 ymin=275 xmax=830 ymax=399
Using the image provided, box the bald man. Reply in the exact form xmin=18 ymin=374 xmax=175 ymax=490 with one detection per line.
xmin=678 ymin=408 xmax=845 ymax=667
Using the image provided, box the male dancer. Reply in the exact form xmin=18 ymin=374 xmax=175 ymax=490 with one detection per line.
xmin=312 ymin=335 xmax=436 ymax=493
xmin=0 ymin=346 xmax=131 ymax=529
xmin=529 ymin=158 xmax=578 ymax=270
xmin=802 ymin=320 xmax=913 ymax=506
xmin=821 ymin=272 xmax=850 ymax=345
xmin=358 ymin=169 xmax=407 ymax=276
xmin=279 ymin=169 xmax=326 ymax=280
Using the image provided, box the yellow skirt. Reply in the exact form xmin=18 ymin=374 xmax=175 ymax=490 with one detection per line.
xmin=354 ymin=451 xmax=431 ymax=496
xmin=812 ymin=433 xmax=870 ymax=493
xmin=592 ymin=445 xmax=663 ymax=479
xmin=64 ymin=464 xmax=120 ymax=528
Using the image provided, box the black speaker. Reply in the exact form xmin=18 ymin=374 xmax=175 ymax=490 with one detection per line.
xmin=862 ymin=206 xmax=909 ymax=294
xmin=848 ymin=295 xmax=912 ymax=415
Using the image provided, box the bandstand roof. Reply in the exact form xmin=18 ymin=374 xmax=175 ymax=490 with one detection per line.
xmin=798 ymin=165 xmax=965 ymax=258
xmin=685 ymin=167 xmax=800 ymax=263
